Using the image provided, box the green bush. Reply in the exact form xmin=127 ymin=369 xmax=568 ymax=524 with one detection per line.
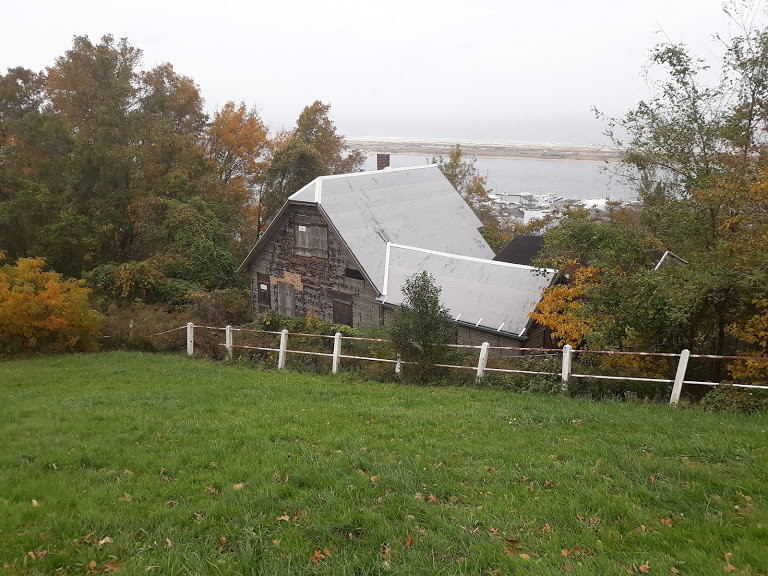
xmin=700 ymin=384 xmax=768 ymax=413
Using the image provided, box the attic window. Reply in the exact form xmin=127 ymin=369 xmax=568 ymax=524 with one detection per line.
xmin=345 ymin=268 xmax=365 ymax=281
xmin=295 ymin=224 xmax=328 ymax=258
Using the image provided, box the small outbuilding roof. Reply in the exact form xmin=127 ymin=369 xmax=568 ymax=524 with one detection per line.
xmin=283 ymin=165 xmax=494 ymax=291
xmin=378 ymin=243 xmax=557 ymax=339
xmin=493 ymin=234 xmax=545 ymax=266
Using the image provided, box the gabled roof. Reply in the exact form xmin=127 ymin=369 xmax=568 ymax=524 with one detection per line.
xmin=378 ymin=243 xmax=557 ymax=339
xmin=653 ymin=250 xmax=689 ymax=270
xmin=493 ymin=234 xmax=545 ymax=266
xmin=241 ymin=165 xmax=494 ymax=291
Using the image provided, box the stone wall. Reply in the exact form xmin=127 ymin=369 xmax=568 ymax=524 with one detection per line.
xmin=248 ymin=203 xmax=381 ymax=329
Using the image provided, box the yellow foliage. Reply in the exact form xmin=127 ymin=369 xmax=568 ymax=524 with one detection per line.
xmin=728 ymin=298 xmax=768 ymax=382
xmin=0 ymin=256 xmax=101 ymax=354
xmin=529 ymin=264 xmax=600 ymax=347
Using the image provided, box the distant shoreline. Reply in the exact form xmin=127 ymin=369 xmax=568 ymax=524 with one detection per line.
xmin=347 ymin=137 xmax=624 ymax=163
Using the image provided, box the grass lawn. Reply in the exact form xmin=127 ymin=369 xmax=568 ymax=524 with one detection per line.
xmin=1 ymin=352 xmax=766 ymax=575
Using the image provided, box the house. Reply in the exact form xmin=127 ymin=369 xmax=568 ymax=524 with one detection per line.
xmin=237 ymin=164 xmax=557 ymax=348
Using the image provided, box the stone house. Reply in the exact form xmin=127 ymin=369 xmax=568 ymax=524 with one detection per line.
xmin=237 ymin=164 xmax=557 ymax=348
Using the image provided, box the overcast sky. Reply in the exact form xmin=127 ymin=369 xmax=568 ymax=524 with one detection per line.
xmin=1 ymin=0 xmax=761 ymax=145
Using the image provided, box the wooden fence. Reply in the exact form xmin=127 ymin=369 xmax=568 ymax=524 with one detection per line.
xmin=171 ymin=323 xmax=768 ymax=406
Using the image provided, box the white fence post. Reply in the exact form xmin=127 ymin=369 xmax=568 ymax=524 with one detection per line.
xmin=332 ymin=332 xmax=342 ymax=374
xmin=186 ymin=322 xmax=194 ymax=357
xmin=670 ymin=349 xmax=690 ymax=406
xmin=476 ymin=342 xmax=490 ymax=380
xmin=278 ymin=329 xmax=288 ymax=370
xmin=395 ymin=353 xmax=402 ymax=376
xmin=225 ymin=325 xmax=233 ymax=361
xmin=561 ymin=344 xmax=572 ymax=390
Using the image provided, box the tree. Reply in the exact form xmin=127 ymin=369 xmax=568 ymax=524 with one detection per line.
xmin=258 ymin=139 xmax=326 ymax=226
xmin=388 ymin=271 xmax=456 ymax=382
xmin=294 ymin=101 xmax=365 ymax=174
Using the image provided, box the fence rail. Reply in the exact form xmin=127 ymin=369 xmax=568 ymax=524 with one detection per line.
xmin=161 ymin=323 xmax=768 ymax=405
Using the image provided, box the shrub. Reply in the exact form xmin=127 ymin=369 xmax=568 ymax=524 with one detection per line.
xmin=0 ymin=254 xmax=101 ymax=355
xmin=700 ymin=384 xmax=768 ymax=413
xmin=388 ymin=271 xmax=456 ymax=383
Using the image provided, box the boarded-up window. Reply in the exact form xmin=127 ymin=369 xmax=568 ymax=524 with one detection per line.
xmin=257 ymin=273 xmax=271 ymax=312
xmin=331 ymin=291 xmax=353 ymax=327
xmin=295 ymin=224 xmax=328 ymax=258
xmin=277 ymin=282 xmax=295 ymax=317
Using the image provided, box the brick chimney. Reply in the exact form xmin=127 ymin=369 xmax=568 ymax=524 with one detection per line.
xmin=376 ymin=153 xmax=390 ymax=170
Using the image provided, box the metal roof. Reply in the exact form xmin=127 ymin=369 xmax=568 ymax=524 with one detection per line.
xmin=288 ymin=165 xmax=494 ymax=291
xmin=378 ymin=244 xmax=557 ymax=338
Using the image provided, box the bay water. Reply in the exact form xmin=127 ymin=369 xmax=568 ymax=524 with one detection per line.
xmin=363 ymin=154 xmax=637 ymax=203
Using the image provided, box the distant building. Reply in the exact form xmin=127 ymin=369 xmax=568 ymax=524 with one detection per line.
xmin=238 ymin=165 xmax=557 ymax=348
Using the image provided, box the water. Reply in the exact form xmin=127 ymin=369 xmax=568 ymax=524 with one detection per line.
xmin=362 ymin=154 xmax=636 ymax=203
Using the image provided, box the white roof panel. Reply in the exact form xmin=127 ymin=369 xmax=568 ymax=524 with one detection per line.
xmin=290 ymin=165 xmax=494 ymax=291
xmin=379 ymin=244 xmax=556 ymax=337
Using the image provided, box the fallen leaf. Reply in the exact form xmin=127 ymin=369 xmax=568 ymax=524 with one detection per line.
xmin=205 ymin=485 xmax=217 ymax=495
xmin=27 ymin=550 xmax=47 ymax=560
xmin=310 ymin=548 xmax=325 ymax=565
xmin=276 ymin=512 xmax=291 ymax=521
xmin=589 ymin=517 xmax=600 ymax=524
xmin=724 ymin=553 xmax=738 ymax=572
xmin=165 ymin=500 xmax=178 ymax=508
xmin=97 ymin=536 xmax=113 ymax=546
xmin=428 ymin=493 xmax=438 ymax=504
xmin=123 ymin=469 xmax=134 ymax=476
xmin=193 ymin=512 xmax=203 ymax=521
xmin=370 ymin=476 xmax=378 ymax=484
xmin=87 ymin=560 xmax=99 ymax=574
xmin=166 ymin=538 xmax=172 ymax=549
xmin=404 ymin=536 xmax=414 ymax=547
xmin=119 ymin=493 xmax=132 ymax=502
xmin=489 ymin=527 xmax=499 ymax=536
xmin=233 ymin=483 xmax=244 ymax=490
xmin=519 ymin=553 xmax=531 ymax=560
xmin=660 ymin=518 xmax=673 ymax=527
xmin=650 ymin=475 xmax=656 ymax=484
xmin=543 ymin=523 xmax=551 ymax=533
xmin=639 ymin=562 xmax=650 ymax=573
xmin=670 ymin=566 xmax=680 ymax=574
xmin=636 ymin=525 xmax=647 ymax=534
xmin=272 ymin=539 xmax=280 ymax=546
xmin=561 ymin=549 xmax=570 ymax=557
xmin=103 ymin=560 xmax=120 ymax=572
xmin=3 ymin=562 xmax=12 ymax=569
xmin=545 ymin=480 xmax=553 ymax=489
xmin=31 ymin=499 xmax=38 ymax=507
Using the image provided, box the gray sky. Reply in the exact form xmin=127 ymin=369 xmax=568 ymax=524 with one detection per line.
xmin=1 ymin=0 xmax=758 ymax=145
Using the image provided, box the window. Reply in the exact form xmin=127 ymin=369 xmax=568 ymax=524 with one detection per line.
xmin=295 ymin=224 xmax=328 ymax=258
xmin=345 ymin=268 xmax=365 ymax=281
xmin=331 ymin=291 xmax=354 ymax=327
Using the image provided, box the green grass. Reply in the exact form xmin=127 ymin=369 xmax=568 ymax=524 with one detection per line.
xmin=1 ymin=352 xmax=766 ymax=575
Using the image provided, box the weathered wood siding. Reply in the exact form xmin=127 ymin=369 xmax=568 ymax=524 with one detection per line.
xmin=248 ymin=203 xmax=381 ymax=329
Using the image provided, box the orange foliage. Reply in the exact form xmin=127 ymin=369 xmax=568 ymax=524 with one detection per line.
xmin=728 ymin=298 xmax=768 ymax=382
xmin=529 ymin=264 xmax=600 ymax=347
xmin=0 ymin=253 xmax=101 ymax=354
